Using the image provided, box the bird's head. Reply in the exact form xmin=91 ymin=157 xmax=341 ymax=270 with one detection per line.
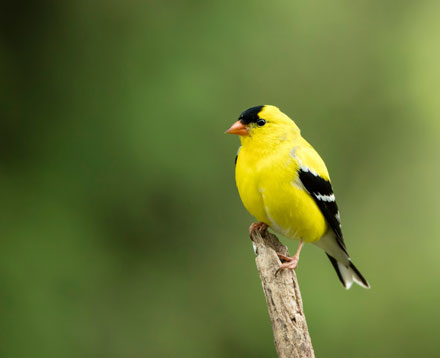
xmin=226 ymin=105 xmax=300 ymax=146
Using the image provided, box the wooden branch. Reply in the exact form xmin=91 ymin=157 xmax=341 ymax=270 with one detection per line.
xmin=250 ymin=229 xmax=315 ymax=358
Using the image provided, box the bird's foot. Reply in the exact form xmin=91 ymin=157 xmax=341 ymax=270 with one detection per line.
xmin=249 ymin=222 xmax=268 ymax=236
xmin=275 ymin=240 xmax=304 ymax=276
xmin=275 ymin=253 xmax=299 ymax=275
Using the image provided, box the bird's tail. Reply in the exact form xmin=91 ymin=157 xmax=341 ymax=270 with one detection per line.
xmin=314 ymin=231 xmax=370 ymax=289
xmin=326 ymin=254 xmax=370 ymax=289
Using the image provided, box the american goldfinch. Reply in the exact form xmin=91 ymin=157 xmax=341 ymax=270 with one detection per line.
xmin=226 ymin=105 xmax=369 ymax=289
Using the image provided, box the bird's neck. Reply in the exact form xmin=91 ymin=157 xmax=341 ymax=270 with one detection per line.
xmin=241 ymin=130 xmax=298 ymax=155
xmin=240 ymin=134 xmax=294 ymax=159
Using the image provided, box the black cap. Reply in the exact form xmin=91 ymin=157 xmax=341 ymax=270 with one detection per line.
xmin=238 ymin=105 xmax=265 ymax=125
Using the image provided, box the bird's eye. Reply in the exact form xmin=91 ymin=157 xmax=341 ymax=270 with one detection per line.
xmin=256 ymin=119 xmax=266 ymax=127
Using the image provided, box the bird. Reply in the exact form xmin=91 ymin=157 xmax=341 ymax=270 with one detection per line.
xmin=226 ymin=105 xmax=369 ymax=289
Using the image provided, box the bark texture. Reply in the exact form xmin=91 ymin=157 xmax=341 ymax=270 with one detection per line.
xmin=250 ymin=229 xmax=315 ymax=358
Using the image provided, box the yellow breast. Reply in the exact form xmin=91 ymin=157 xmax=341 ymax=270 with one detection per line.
xmin=235 ymin=142 xmax=328 ymax=242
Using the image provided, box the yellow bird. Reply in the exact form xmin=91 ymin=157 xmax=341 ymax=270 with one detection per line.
xmin=226 ymin=105 xmax=369 ymax=289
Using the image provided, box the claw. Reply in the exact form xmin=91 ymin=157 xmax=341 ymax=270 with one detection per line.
xmin=275 ymin=255 xmax=299 ymax=276
xmin=275 ymin=240 xmax=304 ymax=276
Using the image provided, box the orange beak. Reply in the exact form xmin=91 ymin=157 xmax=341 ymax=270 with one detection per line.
xmin=225 ymin=121 xmax=249 ymax=136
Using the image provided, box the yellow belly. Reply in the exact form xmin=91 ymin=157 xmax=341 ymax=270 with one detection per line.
xmin=236 ymin=145 xmax=327 ymax=242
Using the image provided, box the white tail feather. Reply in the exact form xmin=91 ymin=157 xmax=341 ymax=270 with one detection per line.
xmin=336 ymin=262 xmax=354 ymax=289
xmin=335 ymin=261 xmax=370 ymax=289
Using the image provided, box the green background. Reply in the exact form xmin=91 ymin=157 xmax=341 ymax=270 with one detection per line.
xmin=1 ymin=1 xmax=439 ymax=357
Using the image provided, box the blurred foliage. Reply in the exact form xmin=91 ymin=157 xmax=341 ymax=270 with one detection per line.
xmin=1 ymin=0 xmax=440 ymax=357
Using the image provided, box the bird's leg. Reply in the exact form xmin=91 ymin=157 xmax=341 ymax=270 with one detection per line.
xmin=249 ymin=222 xmax=268 ymax=236
xmin=275 ymin=240 xmax=304 ymax=275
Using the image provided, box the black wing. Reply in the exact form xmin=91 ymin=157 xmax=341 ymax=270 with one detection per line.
xmin=298 ymin=169 xmax=347 ymax=253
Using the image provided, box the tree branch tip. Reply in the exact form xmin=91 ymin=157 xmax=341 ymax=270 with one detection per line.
xmin=250 ymin=228 xmax=314 ymax=357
